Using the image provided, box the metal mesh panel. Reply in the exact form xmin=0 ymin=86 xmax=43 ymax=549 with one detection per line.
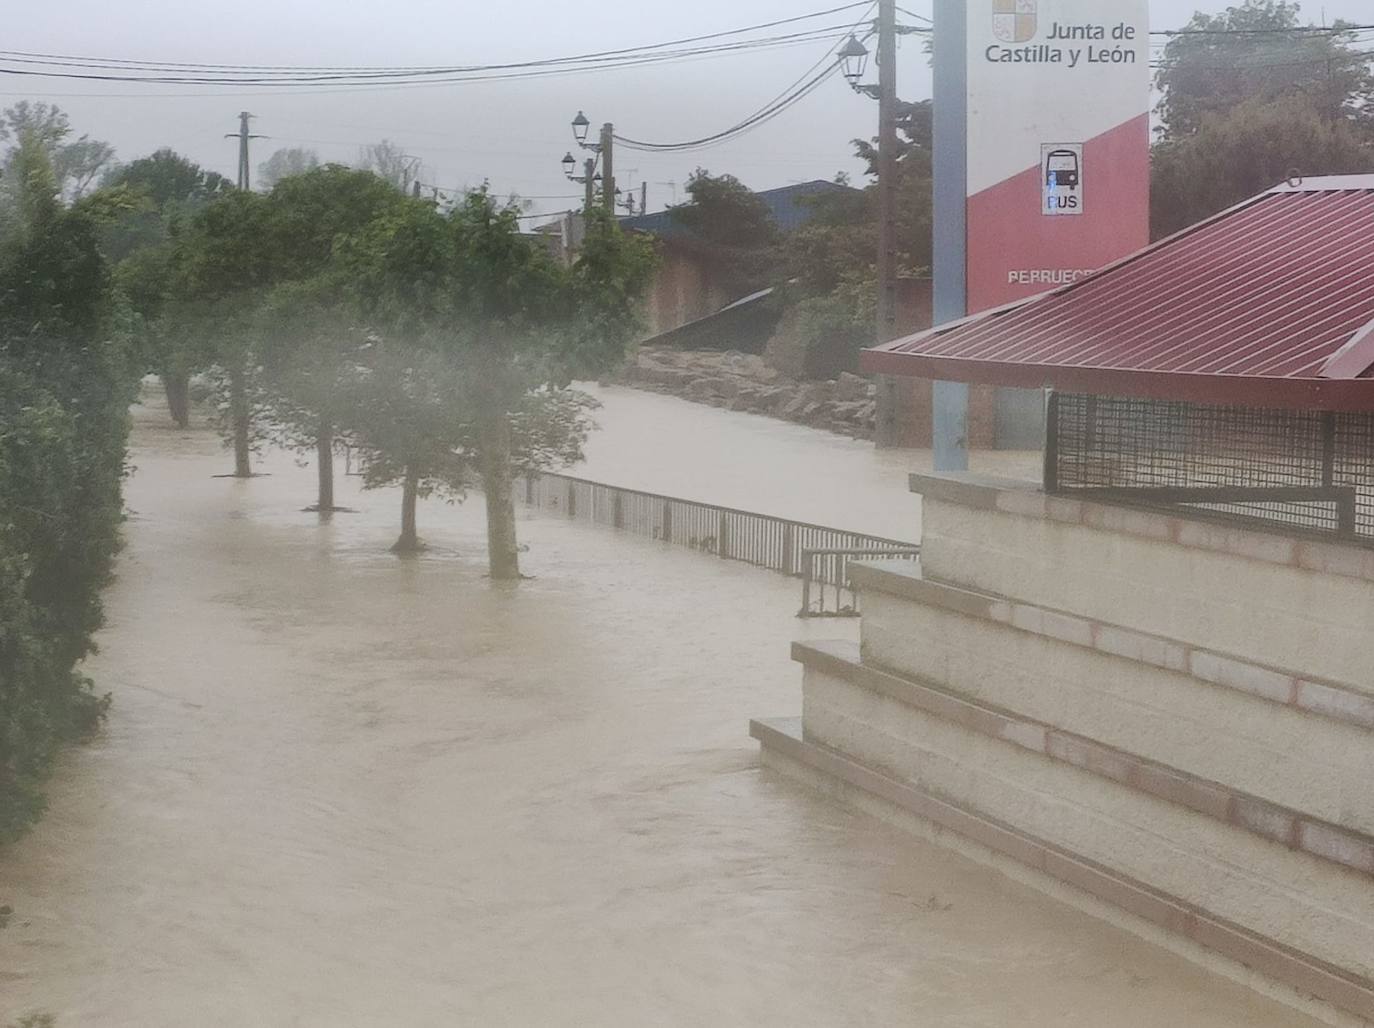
xmin=1049 ymin=393 xmax=1374 ymax=545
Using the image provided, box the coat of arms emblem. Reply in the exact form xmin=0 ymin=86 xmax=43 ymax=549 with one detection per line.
xmin=993 ymin=0 xmax=1038 ymax=43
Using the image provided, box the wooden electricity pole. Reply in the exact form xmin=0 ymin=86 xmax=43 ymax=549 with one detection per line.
xmin=600 ymin=123 xmax=616 ymax=213
xmin=872 ymin=0 xmax=904 ymax=448
xmin=876 ymin=0 xmax=899 ymax=346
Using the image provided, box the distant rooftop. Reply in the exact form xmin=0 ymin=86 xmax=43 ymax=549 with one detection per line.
xmin=619 ymin=179 xmax=854 ymax=240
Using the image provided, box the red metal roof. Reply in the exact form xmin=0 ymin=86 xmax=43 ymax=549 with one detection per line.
xmin=863 ymin=178 xmax=1374 ymax=411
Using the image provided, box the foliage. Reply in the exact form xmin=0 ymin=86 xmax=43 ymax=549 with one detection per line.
xmin=357 ymin=140 xmax=421 ymax=193
xmin=665 ymin=169 xmax=777 ymax=293
xmin=256 ymin=147 xmax=320 ymax=190
xmin=102 ymin=148 xmax=233 ymax=210
xmin=341 ymin=192 xmax=654 ymax=572
xmin=668 ymin=169 xmax=777 ymax=250
xmin=0 ymin=144 xmax=131 ymax=844
xmin=1154 ymin=1 xmax=1374 ymax=140
xmin=766 ymin=111 xmax=933 ymax=375
xmin=336 ymin=342 xmax=470 ymax=500
xmin=100 ymin=149 xmax=232 ymax=264
xmin=163 ymin=188 xmax=283 ymax=465
xmin=1150 ymin=2 xmax=1374 ymax=237
xmin=0 ymin=102 xmax=115 ymax=199
xmin=1151 ymin=94 xmax=1374 ymax=237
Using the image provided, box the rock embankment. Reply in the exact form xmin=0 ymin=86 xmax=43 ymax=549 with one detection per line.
xmin=614 ymin=347 xmax=877 ymax=439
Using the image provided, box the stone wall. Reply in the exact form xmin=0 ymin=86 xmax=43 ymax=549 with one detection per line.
xmin=615 ymin=346 xmax=878 ymax=439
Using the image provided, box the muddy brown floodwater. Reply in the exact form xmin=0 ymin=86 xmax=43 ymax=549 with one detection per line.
xmin=0 ymin=390 xmax=1328 ymax=1026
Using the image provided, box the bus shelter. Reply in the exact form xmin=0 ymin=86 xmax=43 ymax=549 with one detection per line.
xmin=863 ymin=177 xmax=1374 ymax=547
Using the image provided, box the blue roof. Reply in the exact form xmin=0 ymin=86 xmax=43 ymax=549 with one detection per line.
xmin=619 ymin=179 xmax=853 ymax=239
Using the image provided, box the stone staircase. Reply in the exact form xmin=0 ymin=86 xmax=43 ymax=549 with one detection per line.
xmin=753 ymin=472 xmax=1374 ymax=1023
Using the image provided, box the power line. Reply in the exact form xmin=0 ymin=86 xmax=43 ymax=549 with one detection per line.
xmin=1151 ymin=23 xmax=1374 ymax=36
xmin=614 ymin=2 xmax=877 ymax=153
xmin=0 ymin=4 xmax=871 ymax=85
xmin=0 ymin=26 xmax=865 ymax=87
xmin=616 ymin=63 xmax=842 ymax=152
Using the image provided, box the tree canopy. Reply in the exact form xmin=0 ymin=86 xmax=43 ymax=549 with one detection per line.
xmin=1150 ymin=0 xmax=1374 ymax=237
xmin=257 ymin=147 xmax=320 ymax=190
xmin=668 ymin=169 xmax=777 ymax=251
xmin=1155 ymin=1 xmax=1374 ymax=140
xmin=0 ymin=101 xmax=115 ymax=199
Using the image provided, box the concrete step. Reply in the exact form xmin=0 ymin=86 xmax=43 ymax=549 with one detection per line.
xmin=791 ymin=649 xmax=1374 ymax=984
xmin=752 ymin=714 xmax=1374 ymax=1024
xmin=848 ymin=560 xmax=1374 ymax=837
xmin=911 ymin=473 xmax=1374 ymax=689
xmin=795 ymin=638 xmax=1374 ymax=880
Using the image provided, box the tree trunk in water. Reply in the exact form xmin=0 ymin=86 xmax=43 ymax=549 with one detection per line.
xmin=478 ymin=411 xmax=520 ymax=580
xmin=316 ymin=418 xmax=334 ymax=512
xmin=164 ymin=371 xmax=190 ymax=428
xmin=229 ymin=364 xmax=252 ymax=478
xmin=393 ymin=465 xmax=420 ymax=552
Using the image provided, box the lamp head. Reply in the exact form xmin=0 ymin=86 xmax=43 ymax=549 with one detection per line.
xmin=571 ymin=110 xmax=591 ymax=145
xmin=839 ymin=35 xmax=870 ymax=87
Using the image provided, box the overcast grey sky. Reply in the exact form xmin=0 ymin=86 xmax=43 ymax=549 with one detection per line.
xmin=7 ymin=1 xmax=1372 ymax=221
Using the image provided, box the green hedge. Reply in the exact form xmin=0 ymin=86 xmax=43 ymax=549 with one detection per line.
xmin=0 ymin=201 xmax=133 ymax=844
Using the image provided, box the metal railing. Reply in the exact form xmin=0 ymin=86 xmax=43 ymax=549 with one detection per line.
xmin=799 ymin=547 xmax=922 ymax=618
xmin=519 ymin=471 xmax=920 ymax=616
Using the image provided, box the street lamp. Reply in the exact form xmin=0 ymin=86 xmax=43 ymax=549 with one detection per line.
xmin=565 ymin=109 xmax=614 ymax=212
xmin=561 ymin=152 xmax=577 ymax=177
xmin=839 ymin=35 xmax=870 ymax=88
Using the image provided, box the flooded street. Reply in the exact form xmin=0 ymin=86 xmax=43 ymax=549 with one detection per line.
xmin=579 ymin=384 xmax=1042 ymax=541
xmin=0 ymin=392 xmax=1326 ymax=1026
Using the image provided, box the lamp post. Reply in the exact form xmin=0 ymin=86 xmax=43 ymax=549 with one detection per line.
xmin=562 ymin=151 xmax=596 ymax=210
xmin=842 ymin=3 xmax=906 ymax=449
xmin=564 ymin=110 xmax=615 ymax=212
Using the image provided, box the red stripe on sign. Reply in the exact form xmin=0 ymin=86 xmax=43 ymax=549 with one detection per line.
xmin=967 ymin=113 xmax=1150 ymax=315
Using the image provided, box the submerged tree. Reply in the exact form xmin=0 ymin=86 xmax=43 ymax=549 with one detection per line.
xmin=101 ymin=149 xmax=233 ymax=425
xmin=346 ymin=193 xmax=654 ymax=574
xmin=340 ymin=343 xmax=471 ymax=551
xmin=257 ymin=166 xmax=410 ymax=510
xmin=166 ymin=189 xmax=280 ymax=477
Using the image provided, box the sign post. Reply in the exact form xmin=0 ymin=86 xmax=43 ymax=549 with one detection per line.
xmin=931 ymin=0 xmax=1150 ymax=471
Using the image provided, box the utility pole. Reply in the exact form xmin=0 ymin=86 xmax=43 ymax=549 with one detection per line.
xmin=584 ymin=157 xmax=596 ymax=211
xmin=600 ymin=122 xmax=615 ymax=213
xmin=640 ymin=181 xmax=647 ymax=216
xmin=876 ymin=0 xmax=899 ymax=347
xmin=225 ymin=111 xmax=265 ymax=191
xmin=870 ymin=0 xmax=907 ymax=448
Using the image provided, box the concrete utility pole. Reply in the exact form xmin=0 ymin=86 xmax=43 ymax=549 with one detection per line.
xmin=600 ymin=122 xmax=615 ymax=213
xmin=225 ymin=112 xmax=265 ymax=191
